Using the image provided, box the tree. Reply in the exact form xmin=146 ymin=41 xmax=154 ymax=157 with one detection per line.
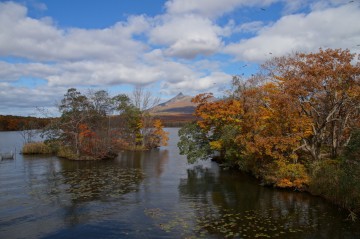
xmin=39 ymin=87 xmax=167 ymax=159
xmin=178 ymin=48 xmax=359 ymax=190
xmin=263 ymin=48 xmax=360 ymax=160
xmin=43 ymin=88 xmax=116 ymax=159
xmin=19 ymin=120 xmax=39 ymax=144
xmin=234 ymin=81 xmax=312 ymax=163
xmin=112 ymin=95 xmax=143 ymax=147
xmin=88 ymin=89 xmax=113 ymax=116
xmin=112 ymin=86 xmax=167 ymax=149
xmin=57 ymin=88 xmax=95 ymax=156
xmin=147 ymin=119 xmax=169 ymax=148
xmin=132 ymin=87 xmax=160 ymax=147
xmin=191 ymin=93 xmax=243 ymax=161
xmin=178 ymin=122 xmax=213 ymax=164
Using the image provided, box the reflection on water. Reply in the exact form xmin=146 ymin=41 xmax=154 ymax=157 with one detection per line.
xmin=28 ymin=161 xmax=144 ymax=204
xmin=117 ymin=149 xmax=169 ymax=177
xmin=175 ymin=166 xmax=359 ymax=238
xmin=1 ymin=128 xmax=360 ymax=239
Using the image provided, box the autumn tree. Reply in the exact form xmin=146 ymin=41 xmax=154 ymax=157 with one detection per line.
xmin=37 ymin=87 xmax=168 ymax=159
xmin=42 ymin=88 xmax=118 ymax=159
xmin=263 ymin=48 xmax=360 ymax=160
xmin=57 ymin=88 xmax=94 ymax=156
xmin=111 ymin=87 xmax=168 ymax=150
xmin=112 ymin=86 xmax=168 ymax=150
xmin=233 ymin=80 xmax=312 ymax=163
xmin=179 ymin=49 xmax=359 ymax=189
xmin=132 ymin=86 xmax=161 ymax=147
xmin=192 ymin=93 xmax=243 ymax=161
xmin=147 ymin=119 xmax=169 ymax=148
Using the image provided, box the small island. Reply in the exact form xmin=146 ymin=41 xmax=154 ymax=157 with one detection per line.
xmin=22 ymin=87 xmax=169 ymax=160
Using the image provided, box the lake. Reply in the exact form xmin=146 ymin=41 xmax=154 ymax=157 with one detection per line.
xmin=0 ymin=128 xmax=360 ymax=238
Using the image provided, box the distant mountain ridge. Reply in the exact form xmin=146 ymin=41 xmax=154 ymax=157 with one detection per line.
xmin=151 ymin=92 xmax=196 ymax=115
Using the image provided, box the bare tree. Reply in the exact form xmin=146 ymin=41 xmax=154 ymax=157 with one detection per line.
xmin=19 ymin=120 xmax=38 ymax=144
xmin=132 ymin=86 xmax=160 ymax=111
xmin=131 ymin=86 xmax=161 ymax=147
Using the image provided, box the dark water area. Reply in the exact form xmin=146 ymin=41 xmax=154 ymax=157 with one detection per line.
xmin=0 ymin=129 xmax=360 ymax=239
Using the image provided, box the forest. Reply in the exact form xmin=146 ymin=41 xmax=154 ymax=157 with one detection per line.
xmin=22 ymin=87 xmax=169 ymax=160
xmin=0 ymin=115 xmax=50 ymax=131
xmin=178 ymin=48 xmax=360 ymax=216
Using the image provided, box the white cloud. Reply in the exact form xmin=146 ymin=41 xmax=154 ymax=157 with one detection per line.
xmin=1 ymin=1 xmax=358 ymax=115
xmin=149 ymin=14 xmax=223 ymax=59
xmin=224 ymin=5 xmax=360 ymax=62
xmin=47 ymin=61 xmax=163 ymax=86
xmin=0 ymin=2 xmax=163 ymax=89
xmin=0 ymin=61 xmax=56 ymax=81
xmin=165 ymin=0 xmax=277 ymax=18
xmin=161 ymin=71 xmax=232 ymax=95
xmin=0 ymin=2 xmax=149 ymax=62
xmin=165 ymin=0 xmax=356 ymax=18
xmin=0 ymin=82 xmax=65 ymax=116
xmin=235 ymin=21 xmax=265 ymax=33
xmin=310 ymin=0 xmax=351 ymax=11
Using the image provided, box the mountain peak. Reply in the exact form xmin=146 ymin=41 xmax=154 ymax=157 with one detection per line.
xmin=172 ymin=92 xmax=186 ymax=100
xmin=164 ymin=92 xmax=188 ymax=104
xmin=150 ymin=92 xmax=196 ymax=115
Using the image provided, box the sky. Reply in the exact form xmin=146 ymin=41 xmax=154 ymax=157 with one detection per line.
xmin=0 ymin=0 xmax=359 ymax=116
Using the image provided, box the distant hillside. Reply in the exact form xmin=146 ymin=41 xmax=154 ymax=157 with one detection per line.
xmin=0 ymin=115 xmax=50 ymax=131
xmin=151 ymin=92 xmax=196 ymax=115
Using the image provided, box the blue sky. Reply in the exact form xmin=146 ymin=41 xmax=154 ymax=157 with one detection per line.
xmin=0 ymin=0 xmax=359 ymax=116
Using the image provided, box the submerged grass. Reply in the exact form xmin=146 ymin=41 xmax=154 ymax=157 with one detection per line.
xmin=144 ymin=205 xmax=315 ymax=238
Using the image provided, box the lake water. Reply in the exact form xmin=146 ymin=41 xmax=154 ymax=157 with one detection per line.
xmin=0 ymin=128 xmax=360 ymax=239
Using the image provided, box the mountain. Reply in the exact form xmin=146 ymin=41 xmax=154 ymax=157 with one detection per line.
xmin=151 ymin=92 xmax=196 ymax=115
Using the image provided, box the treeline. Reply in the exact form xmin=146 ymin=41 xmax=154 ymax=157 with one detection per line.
xmin=178 ymin=49 xmax=360 ymax=215
xmin=0 ymin=115 xmax=50 ymax=131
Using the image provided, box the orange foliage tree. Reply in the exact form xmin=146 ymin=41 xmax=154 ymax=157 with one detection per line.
xmin=263 ymin=48 xmax=360 ymax=160
xmin=179 ymin=48 xmax=359 ymax=189
xmin=146 ymin=119 xmax=169 ymax=148
xmin=192 ymin=93 xmax=243 ymax=161
xmin=234 ymin=81 xmax=312 ymax=163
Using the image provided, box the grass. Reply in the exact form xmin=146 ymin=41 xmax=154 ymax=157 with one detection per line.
xmin=22 ymin=142 xmax=54 ymax=154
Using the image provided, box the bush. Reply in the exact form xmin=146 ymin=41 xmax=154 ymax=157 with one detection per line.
xmin=22 ymin=142 xmax=53 ymax=154
xmin=343 ymin=129 xmax=360 ymax=161
xmin=57 ymin=146 xmax=78 ymax=160
xmin=262 ymin=160 xmax=309 ymax=190
xmin=309 ymin=159 xmax=360 ymax=214
xmin=308 ymin=160 xmax=341 ymax=196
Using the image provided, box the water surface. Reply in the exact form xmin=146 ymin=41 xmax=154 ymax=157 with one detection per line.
xmin=0 ymin=129 xmax=359 ymax=238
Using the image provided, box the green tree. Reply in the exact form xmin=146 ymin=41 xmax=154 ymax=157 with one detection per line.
xmin=178 ymin=123 xmax=213 ymax=164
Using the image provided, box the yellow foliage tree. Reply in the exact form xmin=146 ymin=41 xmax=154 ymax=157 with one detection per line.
xmin=147 ymin=119 xmax=169 ymax=148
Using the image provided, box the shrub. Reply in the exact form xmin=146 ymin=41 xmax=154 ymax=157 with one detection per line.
xmin=308 ymin=160 xmax=341 ymax=196
xmin=57 ymin=146 xmax=78 ymax=160
xmin=263 ymin=160 xmax=309 ymax=190
xmin=309 ymin=159 xmax=360 ymax=214
xmin=343 ymin=129 xmax=360 ymax=161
